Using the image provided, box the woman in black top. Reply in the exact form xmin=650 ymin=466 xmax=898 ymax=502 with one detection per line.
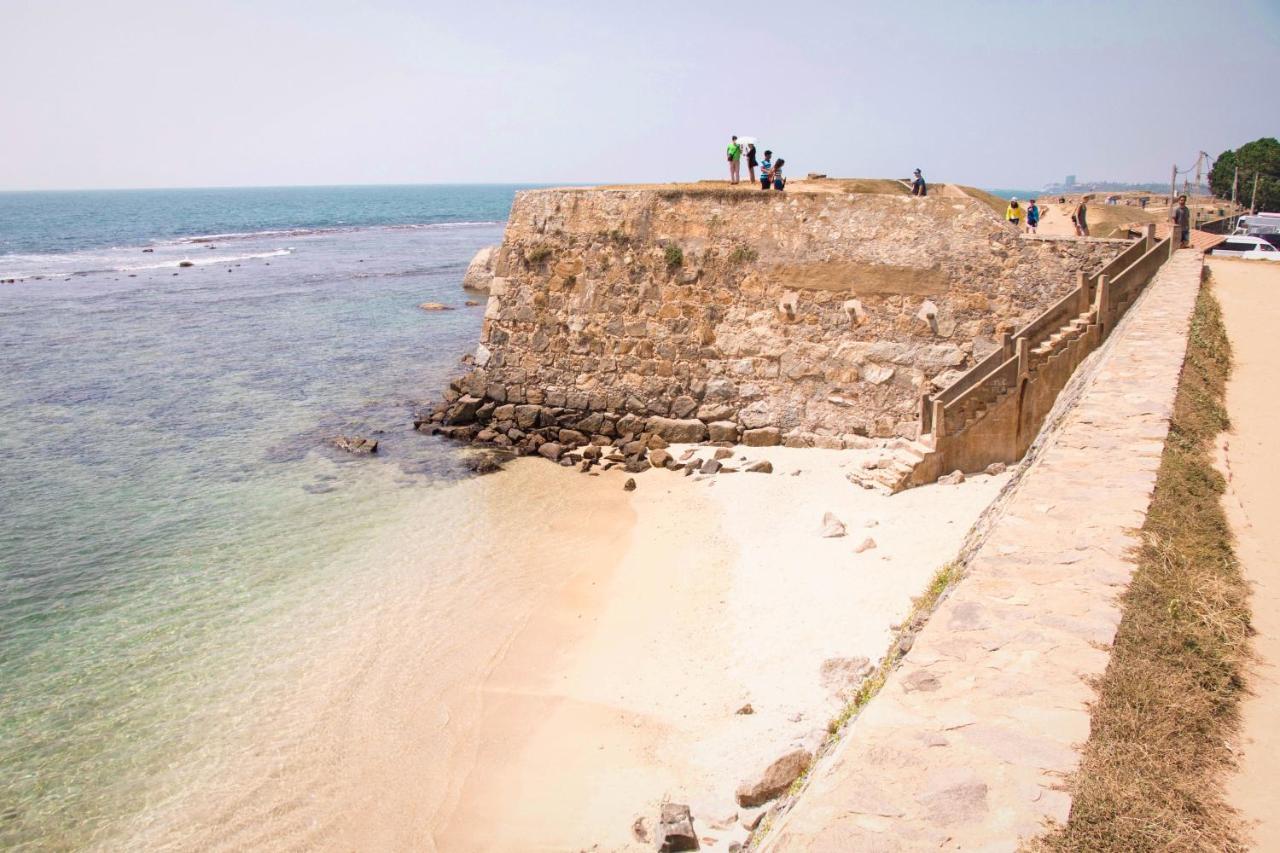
xmin=745 ymin=144 xmax=758 ymax=184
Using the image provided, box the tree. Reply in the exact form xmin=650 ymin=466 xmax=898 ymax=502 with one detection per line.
xmin=1210 ymin=137 xmax=1280 ymax=212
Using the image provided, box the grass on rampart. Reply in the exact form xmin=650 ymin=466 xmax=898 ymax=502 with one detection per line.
xmin=1031 ymin=277 xmax=1249 ymax=851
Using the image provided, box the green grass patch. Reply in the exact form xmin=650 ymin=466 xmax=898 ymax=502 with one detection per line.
xmin=664 ymin=244 xmax=683 ymax=268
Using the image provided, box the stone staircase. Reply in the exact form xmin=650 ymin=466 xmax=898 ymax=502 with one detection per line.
xmin=898 ymin=229 xmax=1179 ymax=489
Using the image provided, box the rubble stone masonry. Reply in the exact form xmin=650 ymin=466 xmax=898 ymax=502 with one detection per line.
xmin=444 ymin=186 xmax=1121 ymax=443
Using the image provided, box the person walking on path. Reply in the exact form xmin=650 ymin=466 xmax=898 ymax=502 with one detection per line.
xmin=727 ymin=136 xmax=742 ymax=184
xmin=745 ymin=143 xmax=758 ymax=184
xmin=1026 ymin=199 xmax=1040 ymax=234
xmin=911 ymin=169 xmax=927 ymax=196
xmin=1005 ymin=197 xmax=1022 ymax=228
xmin=771 ymin=159 xmax=786 ymax=191
xmin=759 ymin=150 xmax=773 ymax=191
xmin=1073 ymin=196 xmax=1090 ymax=236
xmin=1172 ymin=194 xmax=1190 ymax=247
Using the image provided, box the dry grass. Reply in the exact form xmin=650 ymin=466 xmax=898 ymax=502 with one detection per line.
xmin=1030 ymin=279 xmax=1250 ymax=852
xmin=959 ymin=187 xmax=1012 ymax=219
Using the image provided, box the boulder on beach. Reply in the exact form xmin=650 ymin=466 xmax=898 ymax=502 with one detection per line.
xmin=820 ymin=511 xmax=846 ymax=538
xmin=333 ymin=435 xmax=378 ymax=454
xmin=735 ymin=749 xmax=812 ymax=807
xmin=647 ymin=416 xmax=708 ymax=444
xmin=655 ymin=803 xmax=698 ymax=852
xmin=462 ymin=244 xmax=499 ymax=292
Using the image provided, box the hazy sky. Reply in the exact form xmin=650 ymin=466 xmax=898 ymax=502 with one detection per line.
xmin=4 ymin=0 xmax=1278 ymax=191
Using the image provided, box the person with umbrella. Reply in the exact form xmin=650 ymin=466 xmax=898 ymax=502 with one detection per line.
xmin=743 ymin=139 xmax=759 ymax=184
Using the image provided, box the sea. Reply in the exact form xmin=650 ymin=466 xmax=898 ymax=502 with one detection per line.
xmin=0 ymin=185 xmax=540 ymax=849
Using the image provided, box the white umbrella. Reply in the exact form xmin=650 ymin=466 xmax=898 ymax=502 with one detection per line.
xmin=736 ymin=136 xmax=758 ymax=145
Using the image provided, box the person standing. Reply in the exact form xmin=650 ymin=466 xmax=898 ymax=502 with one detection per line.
xmin=911 ymin=169 xmax=927 ymax=196
xmin=759 ymin=150 xmax=773 ymax=191
xmin=1026 ymin=199 xmax=1040 ymax=234
xmin=1005 ymin=197 xmax=1022 ymax=228
xmin=772 ymin=159 xmax=786 ymax=191
xmin=727 ymin=135 xmax=742 ymax=184
xmin=745 ymin=144 xmax=758 ymax=184
xmin=1172 ymin=194 xmax=1190 ymax=247
xmin=1074 ymin=196 xmax=1090 ymax=236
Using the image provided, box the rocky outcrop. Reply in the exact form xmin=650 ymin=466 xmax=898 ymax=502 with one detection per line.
xmin=461 ymin=244 xmax=499 ymax=292
xmin=446 ymin=186 xmax=1120 ymax=442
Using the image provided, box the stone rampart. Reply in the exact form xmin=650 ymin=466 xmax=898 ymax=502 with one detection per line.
xmin=441 ymin=185 xmax=1121 ymax=445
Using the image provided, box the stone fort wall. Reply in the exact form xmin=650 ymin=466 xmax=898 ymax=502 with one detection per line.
xmin=445 ymin=186 xmax=1121 ymax=443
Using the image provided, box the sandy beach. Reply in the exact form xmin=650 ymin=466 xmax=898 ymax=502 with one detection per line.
xmin=435 ymin=447 xmax=1009 ymax=850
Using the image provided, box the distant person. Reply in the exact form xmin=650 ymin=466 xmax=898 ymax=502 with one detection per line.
xmin=1005 ymin=197 xmax=1022 ymax=228
xmin=1026 ymin=199 xmax=1040 ymax=234
xmin=911 ymin=169 xmax=927 ymax=197
xmin=772 ymin=158 xmax=786 ymax=191
xmin=727 ymin=135 xmax=742 ymax=184
xmin=1172 ymin=194 xmax=1190 ymax=247
xmin=1074 ymin=196 xmax=1090 ymax=236
xmin=745 ymin=143 xmax=758 ymax=184
xmin=1140 ymin=196 xmax=1149 ymax=209
xmin=759 ymin=150 xmax=773 ymax=191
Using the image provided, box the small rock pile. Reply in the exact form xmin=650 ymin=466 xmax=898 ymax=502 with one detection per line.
xmin=417 ymin=390 xmax=781 ymax=478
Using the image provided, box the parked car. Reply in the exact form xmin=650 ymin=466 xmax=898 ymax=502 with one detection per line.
xmin=1209 ymin=235 xmax=1280 ymax=261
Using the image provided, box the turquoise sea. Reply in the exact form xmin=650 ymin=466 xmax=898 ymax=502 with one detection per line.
xmin=0 ymin=185 xmax=535 ymax=848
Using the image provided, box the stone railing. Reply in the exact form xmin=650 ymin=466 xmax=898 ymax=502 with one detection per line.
xmin=908 ymin=224 xmax=1172 ymax=486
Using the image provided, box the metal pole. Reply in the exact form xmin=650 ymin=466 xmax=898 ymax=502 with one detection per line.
xmin=1169 ymin=164 xmax=1178 ymax=211
xmin=1251 ymin=172 xmax=1260 ymax=214
xmin=1232 ymin=166 xmax=1238 ymax=207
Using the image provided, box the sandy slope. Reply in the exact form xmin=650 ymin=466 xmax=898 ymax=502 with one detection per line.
xmin=433 ymin=448 xmax=1008 ymax=850
xmin=1213 ymin=258 xmax=1280 ymax=851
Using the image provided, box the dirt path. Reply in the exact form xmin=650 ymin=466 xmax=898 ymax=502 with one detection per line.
xmin=1212 ymin=258 xmax=1280 ymax=850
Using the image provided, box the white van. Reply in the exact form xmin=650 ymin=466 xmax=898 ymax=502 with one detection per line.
xmin=1210 ymin=235 xmax=1280 ymax=261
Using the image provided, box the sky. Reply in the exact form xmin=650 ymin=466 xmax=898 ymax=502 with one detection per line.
xmin=3 ymin=0 xmax=1278 ymax=191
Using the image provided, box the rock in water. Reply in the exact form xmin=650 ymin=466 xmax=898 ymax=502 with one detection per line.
xmin=177 ymin=260 xmax=194 ymax=268
xmin=333 ymin=435 xmax=378 ymax=454
xmin=419 ymin=302 xmax=453 ymax=311
xmin=655 ymin=803 xmax=698 ymax=852
xmin=735 ymin=749 xmax=812 ymax=807
xmin=461 ymin=244 xmax=498 ymax=292
xmin=820 ymin=512 xmax=846 ymax=538
xmin=623 ymin=478 xmax=637 ymax=491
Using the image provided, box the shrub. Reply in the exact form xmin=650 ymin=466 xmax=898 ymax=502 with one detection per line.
xmin=664 ymin=244 xmax=683 ymax=268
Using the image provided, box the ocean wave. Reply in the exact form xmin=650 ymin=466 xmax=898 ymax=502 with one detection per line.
xmin=165 ymin=221 xmax=502 ymax=246
xmin=0 ymin=249 xmax=293 ymax=280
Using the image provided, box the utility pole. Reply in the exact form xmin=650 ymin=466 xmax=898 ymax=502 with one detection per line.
xmin=1232 ymin=166 xmax=1238 ymax=207
xmin=1170 ymin=163 xmax=1178 ymax=210
xmin=1251 ymin=172 xmax=1259 ymax=214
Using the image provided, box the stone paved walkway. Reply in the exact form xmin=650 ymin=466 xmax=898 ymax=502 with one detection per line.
xmin=762 ymin=251 xmax=1205 ymax=852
